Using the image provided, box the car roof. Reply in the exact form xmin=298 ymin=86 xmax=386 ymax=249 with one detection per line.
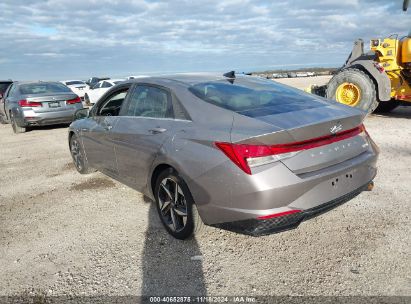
xmin=97 ymin=79 xmax=125 ymax=84
xmin=61 ymin=80 xmax=85 ymax=82
xmin=12 ymin=81 xmax=66 ymax=87
xmin=124 ymin=73 xmax=243 ymax=87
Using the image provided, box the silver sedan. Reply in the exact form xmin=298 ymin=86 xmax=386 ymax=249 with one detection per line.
xmin=1 ymin=81 xmax=83 ymax=133
xmin=68 ymin=73 xmax=378 ymax=239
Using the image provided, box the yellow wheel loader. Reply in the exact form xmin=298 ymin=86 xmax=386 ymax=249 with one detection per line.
xmin=315 ymin=0 xmax=411 ymax=113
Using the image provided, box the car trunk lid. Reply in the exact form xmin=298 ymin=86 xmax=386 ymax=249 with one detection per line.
xmin=231 ymin=104 xmax=369 ymax=174
xmin=23 ymin=93 xmax=80 ymax=112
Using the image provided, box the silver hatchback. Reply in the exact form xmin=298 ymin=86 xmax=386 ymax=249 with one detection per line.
xmin=0 ymin=81 xmax=83 ymax=133
xmin=68 ymin=73 xmax=378 ymax=239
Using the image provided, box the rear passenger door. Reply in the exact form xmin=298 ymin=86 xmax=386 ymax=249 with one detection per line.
xmin=112 ymin=84 xmax=177 ymax=190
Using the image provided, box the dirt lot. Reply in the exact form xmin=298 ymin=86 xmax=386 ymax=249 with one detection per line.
xmin=0 ymin=76 xmax=410 ymax=299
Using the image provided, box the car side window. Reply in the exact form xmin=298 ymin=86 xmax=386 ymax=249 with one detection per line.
xmin=122 ymin=85 xmax=173 ymax=119
xmin=101 ymin=81 xmax=112 ymax=88
xmin=97 ymin=89 xmax=130 ymax=117
xmin=7 ymin=84 xmax=17 ymax=98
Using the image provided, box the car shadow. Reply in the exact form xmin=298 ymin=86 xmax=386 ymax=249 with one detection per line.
xmin=372 ymin=106 xmax=411 ymax=119
xmin=25 ymin=123 xmax=70 ymax=133
xmin=141 ymin=197 xmax=207 ymax=297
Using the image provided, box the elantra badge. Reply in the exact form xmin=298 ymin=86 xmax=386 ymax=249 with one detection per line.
xmin=330 ymin=124 xmax=343 ymax=134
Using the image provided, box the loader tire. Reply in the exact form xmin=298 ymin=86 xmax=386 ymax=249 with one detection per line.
xmin=326 ymin=68 xmax=378 ymax=113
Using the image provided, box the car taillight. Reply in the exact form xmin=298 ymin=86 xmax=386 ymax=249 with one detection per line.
xmin=216 ymin=124 xmax=365 ymax=175
xmin=257 ymin=209 xmax=302 ymax=220
xmin=66 ymin=96 xmax=81 ymax=104
xmin=18 ymin=100 xmax=42 ymax=107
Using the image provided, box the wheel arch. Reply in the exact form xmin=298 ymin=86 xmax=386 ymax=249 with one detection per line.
xmin=68 ymin=130 xmax=75 ymax=147
xmin=345 ymin=60 xmax=391 ymax=102
xmin=150 ymin=164 xmax=175 ymax=198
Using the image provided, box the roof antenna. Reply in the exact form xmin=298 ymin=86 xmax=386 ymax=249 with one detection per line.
xmin=223 ymin=71 xmax=235 ymax=78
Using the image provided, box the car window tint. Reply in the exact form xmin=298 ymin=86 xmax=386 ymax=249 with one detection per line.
xmin=66 ymin=81 xmax=85 ymax=86
xmin=0 ymin=82 xmax=12 ymax=94
xmin=98 ymin=90 xmax=129 ymax=117
xmin=102 ymin=81 xmax=112 ymax=88
xmin=19 ymin=83 xmax=71 ymax=95
xmin=124 ymin=86 xmax=173 ymax=119
xmin=6 ymin=84 xmax=16 ymax=97
xmin=188 ymin=78 xmax=326 ymax=117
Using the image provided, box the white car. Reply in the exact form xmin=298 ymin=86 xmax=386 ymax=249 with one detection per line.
xmin=84 ymin=79 xmax=125 ymax=105
xmin=60 ymin=80 xmax=89 ymax=99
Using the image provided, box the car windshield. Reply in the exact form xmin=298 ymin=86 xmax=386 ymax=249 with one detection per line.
xmin=188 ymin=77 xmax=326 ymax=117
xmin=66 ymin=81 xmax=85 ymax=85
xmin=19 ymin=83 xmax=72 ymax=95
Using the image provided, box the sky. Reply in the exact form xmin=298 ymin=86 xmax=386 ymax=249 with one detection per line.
xmin=0 ymin=0 xmax=410 ymax=80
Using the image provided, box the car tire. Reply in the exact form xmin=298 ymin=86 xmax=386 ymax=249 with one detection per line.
xmin=154 ymin=168 xmax=205 ymax=240
xmin=326 ymin=68 xmax=378 ymax=113
xmin=10 ymin=112 xmax=26 ymax=133
xmin=69 ymin=133 xmax=95 ymax=174
xmin=374 ymin=101 xmax=399 ymax=113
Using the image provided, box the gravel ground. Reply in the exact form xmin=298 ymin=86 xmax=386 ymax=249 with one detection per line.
xmin=0 ymin=76 xmax=410 ymax=299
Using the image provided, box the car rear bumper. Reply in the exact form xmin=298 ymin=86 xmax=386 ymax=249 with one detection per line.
xmin=18 ymin=106 xmax=82 ymax=126
xmin=211 ymin=182 xmax=372 ymax=236
xmin=194 ymin=140 xmax=378 ymax=228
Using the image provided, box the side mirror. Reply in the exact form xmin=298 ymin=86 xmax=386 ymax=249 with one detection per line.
xmin=74 ymin=108 xmax=89 ymax=120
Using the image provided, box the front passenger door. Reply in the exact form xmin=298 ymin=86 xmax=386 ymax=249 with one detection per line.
xmin=81 ymin=87 xmax=130 ymax=176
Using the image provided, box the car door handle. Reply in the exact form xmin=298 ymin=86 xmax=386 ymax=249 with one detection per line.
xmin=149 ymin=127 xmax=167 ymax=134
xmin=104 ymin=124 xmax=112 ymax=131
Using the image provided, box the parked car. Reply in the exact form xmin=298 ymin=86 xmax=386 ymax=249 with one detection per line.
xmin=60 ymin=80 xmax=90 ymax=100
xmin=0 ymin=81 xmax=83 ymax=133
xmin=84 ymin=79 xmax=125 ymax=105
xmin=68 ymin=73 xmax=378 ymax=239
xmin=86 ymin=77 xmax=110 ymax=88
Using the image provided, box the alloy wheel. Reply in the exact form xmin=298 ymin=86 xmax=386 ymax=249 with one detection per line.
xmin=70 ymin=137 xmax=84 ymax=171
xmin=157 ymin=177 xmax=188 ymax=233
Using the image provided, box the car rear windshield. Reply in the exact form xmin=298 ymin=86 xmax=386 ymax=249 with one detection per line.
xmin=66 ymin=81 xmax=85 ymax=86
xmin=188 ymin=77 xmax=326 ymax=117
xmin=19 ymin=83 xmax=72 ymax=95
